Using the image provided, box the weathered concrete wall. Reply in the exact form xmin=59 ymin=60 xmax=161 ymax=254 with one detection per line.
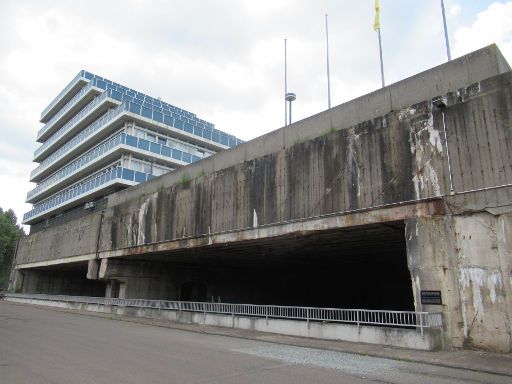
xmin=406 ymin=211 xmax=512 ymax=353
xmin=99 ymin=71 xmax=512 ymax=253
xmin=15 ymin=213 xmax=100 ymax=266
xmin=106 ymin=44 xmax=511 ymax=210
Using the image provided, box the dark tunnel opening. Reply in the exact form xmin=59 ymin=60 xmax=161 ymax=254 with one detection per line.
xmin=19 ymin=262 xmax=106 ymax=297
xmin=139 ymin=221 xmax=415 ymax=311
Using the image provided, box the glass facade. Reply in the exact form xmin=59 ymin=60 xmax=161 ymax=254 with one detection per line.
xmin=24 ymin=163 xmax=136 ymax=223
xmin=31 ymin=104 xmax=125 ymax=180
xmin=27 ymin=131 xmax=204 ymax=202
xmin=24 ymin=70 xmax=244 ymax=225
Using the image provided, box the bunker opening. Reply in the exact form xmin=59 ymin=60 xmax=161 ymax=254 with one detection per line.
xmin=15 ymin=261 xmax=105 ymax=297
xmin=121 ymin=221 xmax=415 ymax=312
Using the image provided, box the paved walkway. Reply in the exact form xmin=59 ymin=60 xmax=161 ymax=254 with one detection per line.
xmin=5 ymin=300 xmax=510 ymax=377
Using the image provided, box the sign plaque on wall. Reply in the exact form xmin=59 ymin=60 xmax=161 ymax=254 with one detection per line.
xmin=420 ymin=290 xmax=442 ymax=305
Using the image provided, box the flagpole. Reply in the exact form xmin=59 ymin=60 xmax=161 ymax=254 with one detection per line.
xmin=441 ymin=0 xmax=452 ymax=61
xmin=325 ymin=14 xmax=331 ymax=109
xmin=377 ymin=27 xmax=385 ymax=88
xmin=284 ymin=38 xmax=288 ymax=126
xmin=374 ymin=0 xmax=385 ymax=88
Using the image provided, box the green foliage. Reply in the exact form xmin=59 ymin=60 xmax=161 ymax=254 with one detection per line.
xmin=293 ymin=134 xmax=308 ymax=147
xmin=322 ymin=124 xmax=337 ymax=137
xmin=178 ymin=172 xmax=191 ymax=185
xmin=0 ymin=208 xmax=24 ymax=289
xmin=138 ymin=192 xmax=148 ymax=204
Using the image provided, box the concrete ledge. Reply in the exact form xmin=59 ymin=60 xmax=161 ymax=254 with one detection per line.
xmin=98 ymin=199 xmax=445 ymax=260
xmin=15 ymin=253 xmax=96 ymax=269
xmin=6 ymin=297 xmax=443 ymax=351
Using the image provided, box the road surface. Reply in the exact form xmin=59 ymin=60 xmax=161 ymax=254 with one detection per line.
xmin=0 ymin=301 xmax=508 ymax=384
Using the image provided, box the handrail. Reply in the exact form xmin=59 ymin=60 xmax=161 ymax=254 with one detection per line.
xmin=5 ymin=293 xmax=443 ymax=333
xmin=34 ymin=90 xmax=115 ymax=159
xmin=40 ymin=71 xmax=85 ymax=120
xmin=26 ymin=131 xmax=126 ymax=201
xmin=24 ymin=165 xmax=120 ymax=222
xmin=30 ymin=102 xmax=126 ymax=180
xmin=37 ymin=80 xmax=100 ymax=140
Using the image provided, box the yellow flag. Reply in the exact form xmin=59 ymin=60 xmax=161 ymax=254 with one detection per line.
xmin=374 ymin=0 xmax=380 ymax=31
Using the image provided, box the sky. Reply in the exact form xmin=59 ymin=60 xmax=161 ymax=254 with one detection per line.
xmin=0 ymin=0 xmax=511 ymax=227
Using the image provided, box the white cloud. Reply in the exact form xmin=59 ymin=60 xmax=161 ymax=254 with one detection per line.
xmin=453 ymin=2 xmax=512 ymax=61
xmin=450 ymin=4 xmax=462 ymax=17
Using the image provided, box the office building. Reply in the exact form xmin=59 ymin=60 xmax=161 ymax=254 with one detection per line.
xmin=23 ymin=70 xmax=243 ymax=227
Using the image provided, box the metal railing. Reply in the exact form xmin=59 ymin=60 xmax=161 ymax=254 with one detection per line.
xmin=31 ymin=102 xmax=126 ymax=180
xmin=4 ymin=293 xmax=443 ymax=335
xmin=37 ymin=79 xmax=101 ymax=140
xmin=40 ymin=71 xmax=86 ymax=121
xmin=27 ymin=131 xmax=126 ymax=201
xmin=23 ymin=164 xmax=147 ymax=223
xmin=34 ymin=90 xmax=118 ymax=159
xmin=29 ymin=199 xmax=107 ymax=234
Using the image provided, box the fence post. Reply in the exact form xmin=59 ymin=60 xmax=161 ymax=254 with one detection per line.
xmin=357 ymin=310 xmax=360 ymax=331
xmin=306 ymin=308 xmax=310 ymax=327
xmin=419 ymin=312 xmax=424 ymax=337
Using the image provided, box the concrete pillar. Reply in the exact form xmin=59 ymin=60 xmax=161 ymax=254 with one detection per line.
xmin=105 ymin=279 xmax=126 ymax=299
xmin=454 ymin=213 xmax=511 ymax=352
xmin=10 ymin=269 xmax=24 ymax=293
xmin=405 ymin=216 xmax=460 ymax=349
xmin=87 ymin=259 xmax=100 ymax=280
xmin=497 ymin=213 xmax=512 ymax=347
xmin=406 ymin=212 xmax=512 ymax=352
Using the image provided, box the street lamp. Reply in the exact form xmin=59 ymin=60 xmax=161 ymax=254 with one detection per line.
xmin=285 ymin=92 xmax=296 ymax=125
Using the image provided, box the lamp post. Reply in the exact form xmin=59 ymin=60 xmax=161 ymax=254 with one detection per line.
xmin=285 ymin=92 xmax=296 ymax=125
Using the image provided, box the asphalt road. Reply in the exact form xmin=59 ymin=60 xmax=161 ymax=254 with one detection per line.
xmin=0 ymin=301 xmax=509 ymax=384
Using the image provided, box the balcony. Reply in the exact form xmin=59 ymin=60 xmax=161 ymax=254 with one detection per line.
xmin=27 ymin=131 xmax=205 ymax=203
xmin=27 ymin=132 xmax=126 ymax=203
xmin=31 ymin=99 xmax=228 ymax=182
xmin=40 ymin=70 xmax=89 ymax=123
xmin=40 ymin=71 xmax=244 ymax=148
xmin=23 ymin=164 xmax=158 ymax=225
xmin=33 ymin=90 xmax=121 ymax=162
xmin=76 ymin=72 xmax=243 ymax=149
xmin=37 ymin=79 xmax=103 ymax=142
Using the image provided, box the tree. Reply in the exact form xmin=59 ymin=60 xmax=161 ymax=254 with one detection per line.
xmin=0 ymin=208 xmax=25 ymax=289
